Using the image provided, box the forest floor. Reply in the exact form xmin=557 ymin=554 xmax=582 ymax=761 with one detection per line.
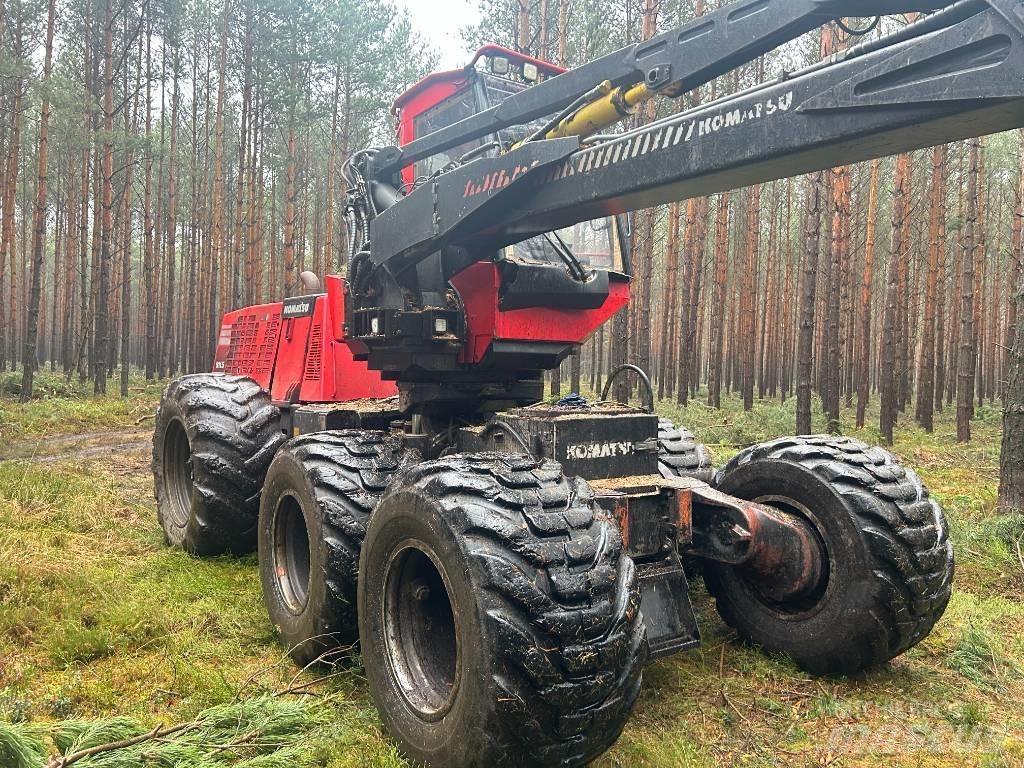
xmin=1 ymin=372 xmax=1023 ymax=767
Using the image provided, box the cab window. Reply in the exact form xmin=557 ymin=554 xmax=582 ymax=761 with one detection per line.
xmin=508 ymin=218 xmax=623 ymax=273
xmin=413 ymin=88 xmax=481 ymax=180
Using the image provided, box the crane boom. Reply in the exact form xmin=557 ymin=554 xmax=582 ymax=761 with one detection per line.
xmin=367 ymin=0 xmax=1024 ymax=273
xmin=377 ymin=0 xmax=957 ymax=179
xmin=495 ymin=1 xmax=1024 ymax=240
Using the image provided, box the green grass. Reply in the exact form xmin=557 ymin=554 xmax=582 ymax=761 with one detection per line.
xmin=0 ymin=369 xmax=165 ymax=444
xmin=1 ymin=386 xmax=1023 ymax=766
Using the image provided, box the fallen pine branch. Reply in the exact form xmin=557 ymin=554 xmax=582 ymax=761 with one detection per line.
xmin=17 ymin=692 xmax=333 ymax=768
xmin=47 ymin=722 xmax=197 ymax=768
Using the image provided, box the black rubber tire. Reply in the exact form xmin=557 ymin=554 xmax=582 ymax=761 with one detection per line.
xmin=259 ymin=430 xmax=410 ymax=667
xmin=657 ymin=418 xmax=713 ymax=482
xmin=703 ymin=436 xmax=954 ymax=676
xmin=358 ymin=453 xmax=647 ymax=768
xmin=153 ymin=374 xmax=285 ymax=555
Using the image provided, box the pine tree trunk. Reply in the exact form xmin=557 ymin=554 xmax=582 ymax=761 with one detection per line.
xmin=958 ymin=139 xmax=982 ymax=443
xmin=825 ymin=165 xmax=849 ymax=433
xmin=517 ymin=0 xmax=531 ymax=52
xmin=797 ymin=173 xmax=823 ymax=435
xmin=917 ymin=145 xmax=946 ymax=432
xmin=947 ymin=146 xmax=966 ymax=407
xmin=659 ymin=202 xmax=680 ymax=400
xmin=895 ymin=160 xmax=913 ymax=414
xmin=819 ymin=25 xmax=849 ymax=432
xmin=94 ymin=0 xmax=115 ymax=394
xmin=708 ymin=193 xmax=731 ymax=409
xmin=935 ymin=156 xmax=949 ymax=413
xmin=0 ymin=13 xmax=23 ymax=373
xmin=211 ymin=0 xmax=229 ymax=328
xmin=19 ymin=0 xmax=55 ymax=401
xmin=1002 ymin=256 xmax=1024 ymax=512
xmin=49 ymin=194 xmax=62 ymax=372
xmin=283 ymin=119 xmax=297 ymax=294
xmin=142 ymin=17 xmax=156 ymax=379
xmin=741 ymin=185 xmax=760 ymax=412
xmin=62 ymin=151 xmax=79 ymax=374
xmin=856 ymin=159 xmax=880 ymax=428
xmin=120 ymin=22 xmax=143 ymax=396
xmin=1009 ymin=131 xmax=1024 ymax=396
xmin=880 ymin=153 xmax=911 ymax=444
xmin=780 ymin=179 xmax=794 ymax=400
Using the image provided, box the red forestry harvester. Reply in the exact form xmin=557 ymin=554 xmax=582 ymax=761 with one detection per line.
xmin=154 ymin=2 xmax=1024 ymax=763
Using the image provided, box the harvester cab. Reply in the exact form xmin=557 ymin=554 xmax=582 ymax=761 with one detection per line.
xmin=339 ymin=45 xmax=633 ymax=415
xmin=150 ymin=2 xmax=1024 ymax=764
xmin=395 ymin=46 xmax=625 ymax=273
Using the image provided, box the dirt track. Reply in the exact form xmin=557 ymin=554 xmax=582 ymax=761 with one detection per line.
xmin=0 ymin=428 xmax=152 ymax=463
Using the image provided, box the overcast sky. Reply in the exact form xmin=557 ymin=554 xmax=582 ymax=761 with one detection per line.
xmin=394 ymin=0 xmax=481 ymax=69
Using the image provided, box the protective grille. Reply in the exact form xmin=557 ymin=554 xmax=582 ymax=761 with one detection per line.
xmin=304 ymin=324 xmax=322 ymax=381
xmin=225 ymin=313 xmax=280 ymax=382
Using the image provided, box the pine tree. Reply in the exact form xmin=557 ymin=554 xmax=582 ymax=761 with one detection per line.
xmin=19 ymin=0 xmax=55 ymax=401
xmin=797 ymin=173 xmax=823 ymax=435
xmin=1001 ymin=232 xmax=1024 ymax=511
xmin=958 ymin=139 xmax=982 ymax=443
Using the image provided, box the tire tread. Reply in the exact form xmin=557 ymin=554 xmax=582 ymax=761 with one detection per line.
xmin=708 ymin=435 xmax=953 ymax=672
xmin=657 ymin=418 xmax=713 ymax=482
xmin=392 ymin=453 xmax=646 ymax=766
xmin=153 ymin=374 xmax=285 ymax=554
xmin=283 ymin=430 xmax=409 ymax=650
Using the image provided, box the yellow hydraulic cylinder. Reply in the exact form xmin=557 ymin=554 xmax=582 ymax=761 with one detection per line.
xmin=543 ymin=81 xmax=654 ymax=142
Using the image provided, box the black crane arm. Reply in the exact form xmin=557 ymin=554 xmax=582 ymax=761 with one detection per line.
xmin=496 ymin=0 xmax=1024 ymax=240
xmin=375 ymin=0 xmax=968 ymax=180
xmin=366 ymin=0 xmax=1024 ymax=273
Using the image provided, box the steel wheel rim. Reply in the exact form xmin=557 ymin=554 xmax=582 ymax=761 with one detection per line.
xmin=383 ymin=541 xmax=462 ymax=721
xmin=162 ymin=418 xmax=193 ymax=529
xmin=273 ymin=493 xmax=312 ymax=614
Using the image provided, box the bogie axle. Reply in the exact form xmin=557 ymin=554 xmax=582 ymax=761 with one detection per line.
xmin=153 ymin=376 xmax=952 ymax=766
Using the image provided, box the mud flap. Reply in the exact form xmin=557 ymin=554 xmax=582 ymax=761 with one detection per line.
xmin=636 ymin=552 xmax=700 ymax=660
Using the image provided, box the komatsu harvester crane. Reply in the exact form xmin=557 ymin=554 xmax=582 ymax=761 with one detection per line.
xmin=153 ymin=2 xmax=1020 ymax=764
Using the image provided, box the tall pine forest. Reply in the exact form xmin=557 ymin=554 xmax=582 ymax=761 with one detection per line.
xmin=0 ymin=0 xmax=1022 ymax=508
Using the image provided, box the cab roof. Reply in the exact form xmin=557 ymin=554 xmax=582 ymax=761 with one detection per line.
xmin=392 ymin=44 xmax=566 ymax=114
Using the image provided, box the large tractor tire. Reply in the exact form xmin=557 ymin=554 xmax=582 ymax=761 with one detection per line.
xmin=153 ymin=374 xmax=285 ymax=556
xmin=258 ymin=431 xmax=411 ymax=667
xmin=703 ymin=436 xmax=954 ymax=676
xmin=358 ymin=453 xmax=647 ymax=768
xmin=657 ymin=418 xmax=713 ymax=483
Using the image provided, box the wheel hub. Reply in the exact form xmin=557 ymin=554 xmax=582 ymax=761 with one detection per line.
xmin=162 ymin=418 xmax=193 ymax=528
xmin=383 ymin=542 xmax=461 ymax=721
xmin=744 ymin=495 xmax=828 ymax=605
xmin=272 ymin=494 xmax=312 ymax=614
xmin=690 ymin=484 xmax=827 ymax=604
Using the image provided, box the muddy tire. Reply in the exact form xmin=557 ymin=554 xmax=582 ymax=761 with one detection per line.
xmin=703 ymin=436 xmax=954 ymax=676
xmin=358 ymin=453 xmax=646 ymax=768
xmin=259 ymin=431 xmax=411 ymax=667
xmin=153 ymin=374 xmax=285 ymax=555
xmin=657 ymin=418 xmax=713 ymax=483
